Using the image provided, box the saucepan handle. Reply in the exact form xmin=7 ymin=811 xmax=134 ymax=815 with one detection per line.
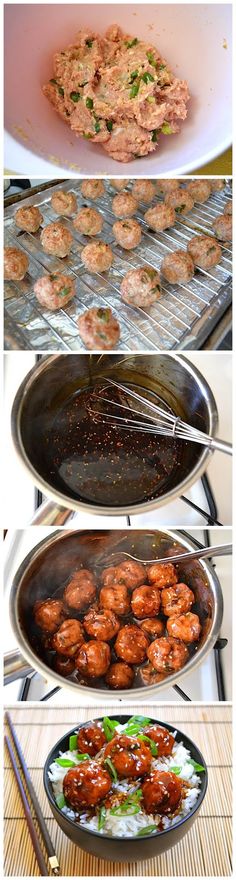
xmin=4 ymin=650 xmax=34 ymax=684
xmin=30 ymin=500 xmax=75 ymax=526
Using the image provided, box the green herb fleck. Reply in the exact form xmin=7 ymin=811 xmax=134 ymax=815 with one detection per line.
xmin=175 ymin=205 xmax=186 ymax=213
xmin=170 ymin=766 xmax=181 ymax=775
xmin=187 ymin=759 xmax=205 ymax=773
xmin=86 ymin=39 xmax=93 ymax=48
xmin=59 ymin=286 xmax=71 ymax=297
xmin=161 ymin=122 xmax=173 ymax=134
xmin=86 ymin=97 xmax=94 ymax=109
xmin=151 ymin=129 xmax=158 ymax=142
xmin=94 ymin=119 xmax=101 ymax=133
xmin=49 ymin=78 xmax=57 ymax=85
xmin=137 ymin=735 xmax=158 ymax=757
xmin=146 ymin=51 xmax=157 ymax=67
xmin=70 ymin=91 xmax=81 ymax=102
xmin=97 ymin=308 xmax=110 ymax=322
xmin=106 ymin=120 xmax=113 ymax=132
xmin=141 ymin=72 xmax=154 ymax=84
xmin=58 ymin=86 xmax=64 ymax=97
xmin=129 ymin=70 xmax=139 ymax=82
xmin=130 ymin=81 xmax=140 ymax=98
xmin=137 ymin=825 xmax=157 ymax=837
xmin=69 ymin=734 xmax=78 ymax=751
xmin=98 ymin=806 xmax=106 ymax=830
xmin=83 ymin=132 xmax=92 ymax=139
xmin=102 ymin=716 xmax=119 ymax=741
xmin=125 ymin=38 xmax=139 ymax=48
xmin=55 ymin=758 xmax=76 ymax=768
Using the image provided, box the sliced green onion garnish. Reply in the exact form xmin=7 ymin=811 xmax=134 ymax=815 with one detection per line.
xmin=175 ymin=205 xmax=185 ymax=213
xmin=55 ymin=793 xmax=66 ymax=809
xmin=59 ymin=287 xmax=71 ymax=297
xmin=55 ymin=758 xmax=76 ymax=767
xmin=49 ymin=78 xmax=57 ymax=85
xmin=137 ymin=735 xmax=158 ymax=757
xmin=86 ymin=97 xmax=94 ymax=109
xmin=94 ymin=120 xmax=101 ymax=133
xmin=102 ymin=717 xmax=119 ymax=741
xmin=187 ymin=759 xmax=205 ymax=773
xmin=76 ymin=753 xmax=90 ymax=761
xmin=137 ymin=824 xmax=157 ymax=836
xmin=69 ymin=734 xmax=78 ymax=751
xmin=98 ymin=806 xmax=106 ymax=830
xmin=129 ymin=70 xmax=139 ymax=83
xmin=130 ymin=81 xmax=140 ymax=98
xmin=146 ymin=51 xmax=157 ymax=67
xmin=104 ymin=757 xmax=118 ymax=782
xmin=170 ymin=766 xmax=181 ymax=775
xmin=141 ymin=72 xmax=154 ymax=84
xmin=110 ymin=804 xmax=140 ymax=816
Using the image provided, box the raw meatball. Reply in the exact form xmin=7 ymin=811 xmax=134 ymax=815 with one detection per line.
xmin=167 ymin=611 xmax=201 ymax=642
xmin=40 ymin=222 xmax=73 ymax=257
xmin=161 ymin=583 xmax=194 ymax=616
xmin=100 ymin=585 xmax=130 ymax=616
xmin=52 ymin=619 xmax=84 ymax=656
xmin=186 ymin=180 xmax=211 ymax=203
xmin=148 ymin=562 xmax=178 ymax=588
xmin=143 ymin=724 xmax=175 ymax=756
xmin=142 ymin=769 xmax=182 ymax=814
xmin=33 ymin=273 xmax=75 ymax=310
xmin=75 ymin=640 xmax=111 ymax=677
xmin=114 ymin=624 xmax=149 ymax=664
xmin=81 ymin=180 xmax=105 ymax=199
xmin=4 ymin=246 xmax=29 ymax=280
xmin=156 ymin=180 xmax=180 ymax=195
xmin=131 ymin=585 xmax=161 ymax=619
xmin=212 ymin=214 xmax=232 ymax=241
xmin=121 ymin=266 xmax=161 ymax=307
xmin=161 ymin=250 xmax=194 ymax=283
xmin=132 ymin=180 xmax=156 ymax=203
xmin=105 ymin=662 xmax=134 ymax=689
xmin=81 ymin=240 xmax=113 ymax=272
xmin=187 ymin=235 xmax=222 ymax=269
xmin=73 ymin=207 xmax=103 ymax=235
xmin=139 ymin=618 xmax=165 ymax=638
xmin=224 ymin=201 xmax=232 ymax=215
xmin=54 ymin=655 xmax=75 ymax=677
xmin=110 ymin=179 xmax=130 ymax=190
xmin=147 ymin=636 xmax=188 ymax=672
xmin=64 ymin=569 xmax=96 ymax=611
xmin=77 ymin=723 xmax=106 ymax=757
xmin=144 ymin=204 xmax=175 ymax=231
xmin=101 ymin=560 xmax=146 ymax=591
xmin=15 ymin=205 xmax=43 ymax=233
xmin=113 ymin=218 xmax=141 ymax=250
xmin=112 ymin=192 xmax=138 ymax=218
xmin=165 ymin=190 xmax=194 ymax=214
xmin=33 ymin=599 xmax=65 ymax=634
xmin=83 ymin=608 xmax=120 ymax=640
xmin=104 ymin=735 xmax=152 ymax=778
xmin=51 ymin=190 xmax=77 ymax=216
xmin=77 ymin=306 xmax=120 ymax=350
xmin=63 ymin=761 xmax=111 ymax=808
xmin=210 ymin=180 xmax=226 ymax=192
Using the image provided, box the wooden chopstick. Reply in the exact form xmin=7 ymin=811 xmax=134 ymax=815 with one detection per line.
xmin=5 ymin=712 xmax=60 ymax=875
xmin=5 ymin=735 xmax=49 ymax=876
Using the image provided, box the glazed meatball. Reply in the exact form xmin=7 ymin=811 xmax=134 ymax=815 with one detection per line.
xmin=144 ymin=204 xmax=175 ymax=231
xmin=54 ymin=655 xmax=75 ymax=677
xmin=40 ymin=222 xmax=73 ymax=257
xmin=156 ymin=180 xmax=180 ymax=195
xmin=83 ymin=608 xmax=120 ymax=641
xmin=114 ymin=625 xmax=149 ymax=664
xmin=132 ymin=180 xmax=156 ymax=203
xmin=161 ymin=583 xmax=194 ymax=617
xmin=73 ymin=207 xmax=103 ymax=236
xmin=165 ymin=190 xmax=194 ymax=215
xmin=51 ymin=190 xmax=77 ymax=216
xmin=15 ymin=205 xmax=43 ymax=233
xmin=81 ymin=241 xmax=113 ymax=272
xmin=52 ymin=619 xmax=84 ymax=656
xmin=142 ymin=769 xmax=182 ymax=814
xmin=167 ymin=612 xmax=201 ymax=643
xmin=77 ymin=723 xmax=106 ymax=757
xmin=33 ymin=273 xmax=75 ymax=310
xmin=147 ymin=636 xmax=188 ymax=672
xmin=144 ymin=724 xmax=175 ymax=756
xmin=139 ymin=618 xmax=165 ymax=638
xmin=104 ymin=735 xmax=152 ymax=778
xmin=63 ymin=761 xmax=111 ymax=809
xmin=112 ymin=192 xmax=138 ymax=218
xmin=105 ymin=662 xmax=134 ymax=690
xmin=77 ymin=306 xmax=120 ymax=350
xmin=161 ymin=250 xmax=194 ymax=284
xmin=101 ymin=560 xmax=145 ymax=591
xmin=147 ymin=562 xmax=178 ymax=588
xmin=110 ymin=179 xmax=130 ymax=190
xmin=75 ymin=640 xmax=111 ymax=678
xmin=33 ymin=599 xmax=65 ymax=634
xmin=64 ymin=569 xmax=96 ymax=611
xmin=113 ymin=218 xmax=142 ymax=250
xmin=121 ymin=266 xmax=161 ymax=307
xmin=186 ymin=180 xmax=211 ymax=203
xmin=100 ymin=585 xmax=130 ymax=616
xmin=210 ymin=180 xmax=226 ymax=192
xmin=212 ymin=214 xmax=232 ymax=241
xmin=81 ymin=180 xmax=105 ymax=200
xmin=187 ymin=235 xmax=222 ymax=269
xmin=131 ymin=585 xmax=161 ymax=619
xmin=224 ymin=201 xmax=232 ymax=216
xmin=4 ymin=246 xmax=29 ymax=281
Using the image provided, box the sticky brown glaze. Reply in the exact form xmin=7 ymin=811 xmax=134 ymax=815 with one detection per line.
xmin=75 ymin=640 xmax=111 ymax=677
xmin=142 ymin=769 xmax=182 ymax=813
xmin=64 ymin=569 xmax=96 ymax=611
xmin=131 ymin=585 xmax=161 ymax=619
xmin=33 ymin=599 xmax=65 ymax=634
xmin=139 ymin=618 xmax=165 ymax=638
xmin=147 ymin=636 xmax=189 ymax=672
xmin=104 ymin=734 xmax=152 ymax=778
xmin=114 ymin=624 xmax=149 ymax=664
xmin=77 ymin=723 xmax=106 ymax=757
xmin=143 ymin=724 xmax=175 ymax=756
xmin=63 ymin=761 xmax=111 ymax=808
xmin=167 ymin=612 xmax=201 ymax=643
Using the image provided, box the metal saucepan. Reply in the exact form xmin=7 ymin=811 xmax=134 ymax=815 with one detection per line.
xmin=11 ymin=353 xmax=218 ymax=518
xmin=5 ymin=529 xmax=223 ymax=697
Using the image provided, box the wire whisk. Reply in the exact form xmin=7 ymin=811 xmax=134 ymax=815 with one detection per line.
xmin=88 ymin=378 xmax=232 ymax=456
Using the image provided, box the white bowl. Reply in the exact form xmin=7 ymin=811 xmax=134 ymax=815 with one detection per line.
xmin=4 ymin=3 xmax=232 ymax=177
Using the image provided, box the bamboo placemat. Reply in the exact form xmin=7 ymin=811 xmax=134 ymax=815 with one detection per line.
xmin=4 ymin=704 xmax=232 ymax=877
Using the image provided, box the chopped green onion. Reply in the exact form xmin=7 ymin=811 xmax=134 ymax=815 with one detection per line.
xmin=110 ymin=804 xmax=140 ymax=816
xmin=187 ymin=759 xmax=205 ymax=773
xmin=106 ymin=120 xmax=113 ymax=132
xmin=94 ymin=120 xmax=101 ymax=133
xmin=175 ymin=205 xmax=186 ymax=213
xmin=86 ymin=39 xmax=93 ymax=48
xmin=83 ymin=132 xmax=92 ymax=139
xmin=70 ymin=91 xmax=81 ymax=102
xmin=161 ymin=122 xmax=173 ymax=134
xmin=69 ymin=734 xmax=78 ymax=750
xmin=76 ymin=753 xmax=90 ymax=761
xmin=97 ymin=308 xmax=110 ymax=322
xmin=59 ymin=287 xmax=71 ymax=297
xmin=55 ymin=793 xmax=66 ymax=809
xmin=137 ymin=825 xmax=157 ymax=836
xmin=55 ymin=758 xmax=76 ymax=767
xmin=141 ymin=72 xmax=154 ymax=84
xmin=49 ymin=78 xmax=57 ymax=85
xmin=146 ymin=51 xmax=157 ymax=67
xmin=130 ymin=81 xmax=140 ymax=98
xmin=137 ymin=735 xmax=158 ymax=757
xmin=58 ymin=86 xmax=64 ymax=97
xmin=147 ymin=96 xmax=155 ymax=104
xmin=170 ymin=766 xmax=181 ymax=775
xmin=127 ymin=716 xmax=151 ymax=727
xmin=151 ymin=129 xmax=158 ymax=142
xmin=158 ymin=64 xmax=166 ymax=71
xmin=104 ymin=757 xmax=118 ymax=782
xmin=86 ymin=97 xmax=94 ymax=109
xmin=125 ymin=38 xmax=139 ymax=48
xmin=103 ymin=717 xmax=119 ymax=741
xmin=98 ymin=806 xmax=106 ymax=830
xmin=129 ymin=70 xmax=139 ymax=83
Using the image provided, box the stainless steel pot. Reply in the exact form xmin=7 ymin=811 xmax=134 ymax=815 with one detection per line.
xmin=11 ymin=353 xmax=218 ymax=517
xmin=5 ymin=528 xmax=223 ymax=698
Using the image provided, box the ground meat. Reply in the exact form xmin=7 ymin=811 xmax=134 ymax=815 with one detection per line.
xmin=4 ymin=246 xmax=29 ymax=280
xmin=52 ymin=619 xmax=85 ymax=656
xmin=40 ymin=222 xmax=73 ymax=257
xmin=75 ymin=640 xmax=111 ymax=677
xmin=132 ymin=180 xmax=156 ymax=203
xmin=110 ymin=179 xmax=130 ymax=190
xmin=156 ymin=180 xmax=180 ymax=195
xmin=212 ymin=214 xmax=232 ymax=241
xmin=112 ymin=192 xmax=138 ymax=218
xmin=73 ymin=207 xmax=103 ymax=235
xmin=147 ymin=636 xmax=188 ymax=671
xmin=165 ymin=190 xmax=194 ymax=214
xmin=77 ymin=723 xmax=106 ymax=757
xmin=103 ymin=122 xmax=156 ymax=162
xmin=224 ymin=201 xmax=232 ymax=215
xmin=81 ymin=180 xmax=105 ymax=199
xmin=113 ymin=218 xmax=142 ymax=249
xmin=33 ymin=273 xmax=75 ymax=310
xmin=81 ymin=240 xmax=113 ymax=272
xmin=104 ymin=735 xmax=152 ymax=778
xmin=64 ymin=569 xmax=96 ymax=611
xmin=161 ymin=250 xmax=194 ymax=283
xmin=114 ymin=624 xmax=149 ymax=664
xmin=51 ymin=190 xmax=77 ymax=216
xmin=100 ymin=585 xmax=130 ymax=616
xmin=187 ymin=235 xmax=222 ymax=269
xmin=139 ymin=618 xmax=165 ymax=638
xmin=167 ymin=612 xmax=201 ymax=643
xmin=161 ymin=583 xmax=194 ymax=616
xmin=15 ymin=205 xmax=43 ymax=233
xmin=186 ymin=180 xmax=211 ymax=203
xmin=142 ymin=769 xmax=182 ymax=814
xmin=83 ymin=608 xmax=120 ymax=640
xmin=33 ymin=599 xmax=65 ymax=634
xmin=120 ymin=266 xmax=161 ymax=307
xmin=101 ymin=560 xmax=145 ymax=591
xmin=77 ymin=306 xmax=120 ymax=350
xmin=147 ymin=562 xmax=178 ymax=588
xmin=63 ymin=761 xmax=111 ymax=808
xmin=105 ymin=662 xmax=134 ymax=689
xmin=210 ymin=180 xmax=226 ymax=192
xmin=131 ymin=585 xmax=161 ymax=619
xmin=144 ymin=204 xmax=175 ymax=231
xmin=143 ymin=724 xmax=175 ymax=756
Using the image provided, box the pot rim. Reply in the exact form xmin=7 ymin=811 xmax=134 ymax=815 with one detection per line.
xmin=11 ymin=353 xmax=219 ymax=516
xmin=9 ymin=528 xmax=224 ymax=698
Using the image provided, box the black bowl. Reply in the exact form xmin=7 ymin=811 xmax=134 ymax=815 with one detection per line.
xmin=43 ymin=714 xmax=208 ymax=862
